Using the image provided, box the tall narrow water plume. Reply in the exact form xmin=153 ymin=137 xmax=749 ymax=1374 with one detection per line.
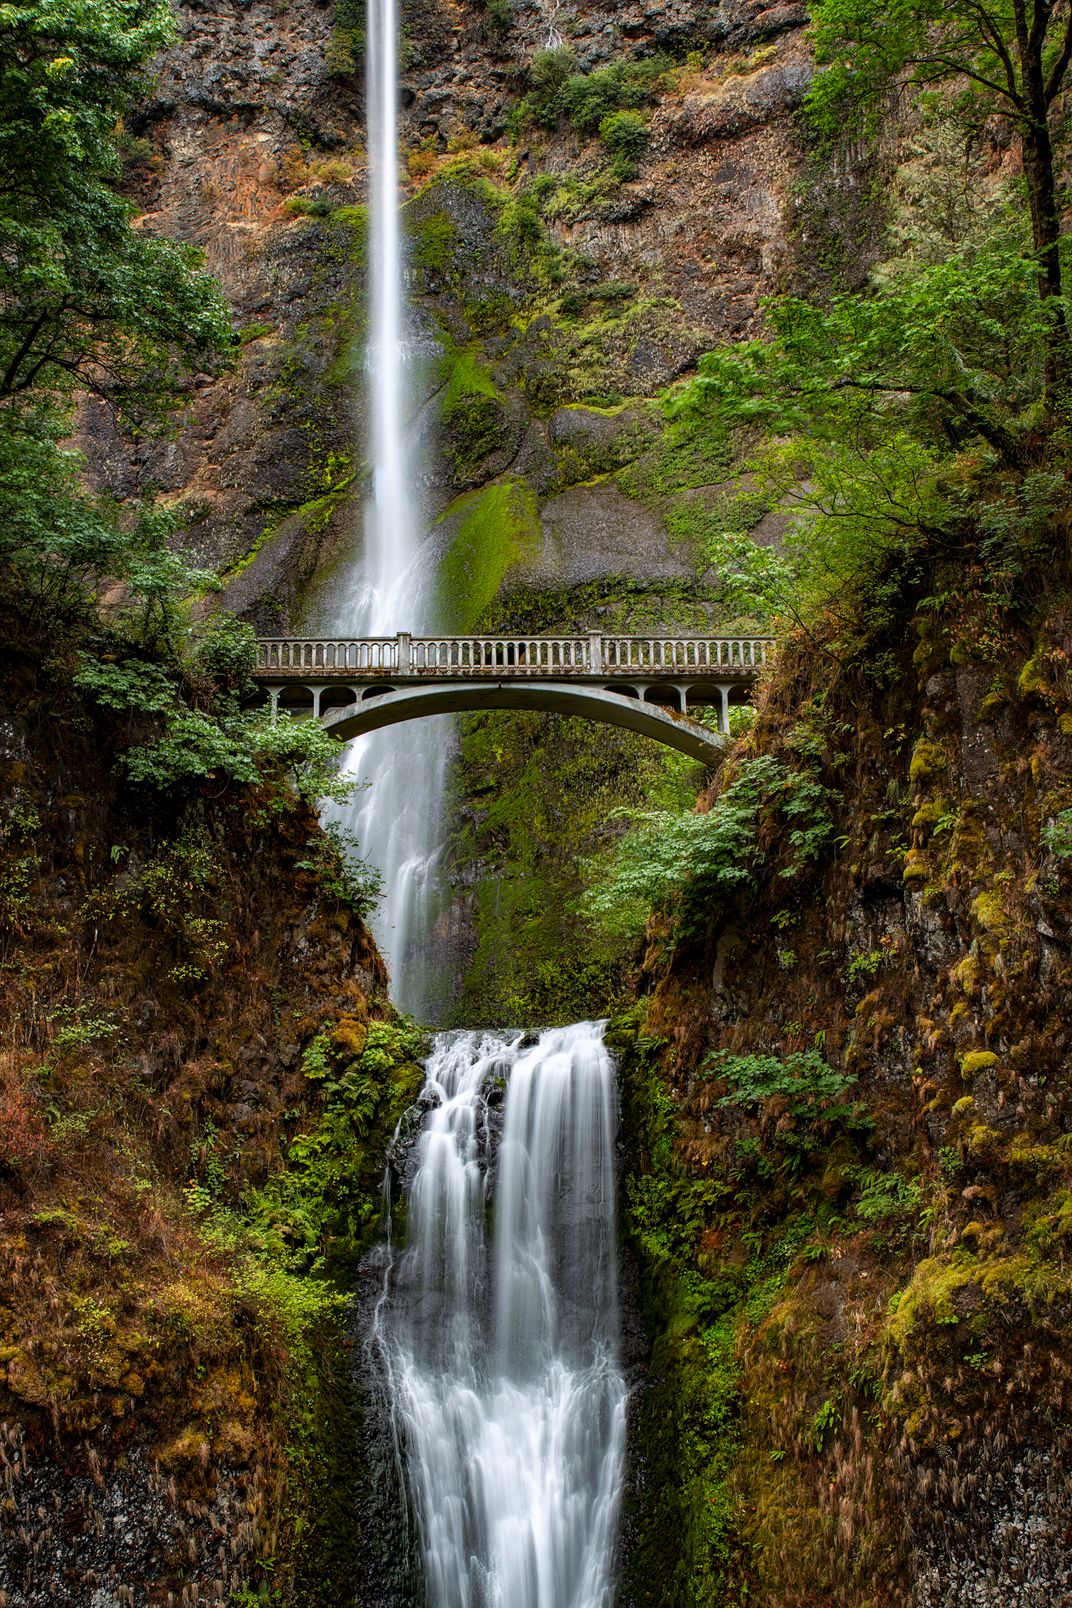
xmin=303 ymin=0 xmax=451 ymax=1017
xmin=375 ymin=1023 xmax=628 ymax=1607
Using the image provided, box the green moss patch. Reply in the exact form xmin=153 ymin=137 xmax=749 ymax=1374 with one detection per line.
xmin=435 ymin=479 xmax=541 ymax=630
xmin=438 ymin=344 xmax=512 ymax=485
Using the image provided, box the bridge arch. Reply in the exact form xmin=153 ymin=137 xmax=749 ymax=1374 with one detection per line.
xmin=310 ymin=681 xmax=729 ymax=764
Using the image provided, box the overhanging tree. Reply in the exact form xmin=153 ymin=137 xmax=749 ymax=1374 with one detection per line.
xmin=809 ymin=0 xmax=1072 ymax=404
xmin=0 ymin=0 xmax=232 ymax=412
xmin=0 ymin=0 xmax=234 ymax=617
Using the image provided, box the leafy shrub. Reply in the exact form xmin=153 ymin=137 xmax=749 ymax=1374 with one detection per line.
xmin=522 ymin=50 xmax=670 ymax=132
xmin=295 ymin=821 xmax=384 ymax=919
xmin=325 ymin=0 xmax=364 ymax=75
xmin=599 ymin=110 xmax=649 ymax=179
xmin=584 ymin=755 xmax=835 ymax=938
xmin=558 ymin=56 xmax=671 ymax=132
xmin=711 ymin=1048 xmax=858 ymax=1117
xmin=854 ymin=1168 xmax=926 ymax=1235
xmin=74 ymin=654 xmax=176 ymax=715
xmin=676 ymin=206 xmax=1060 ymax=627
xmin=848 ymin=947 xmax=884 ymax=983
xmin=482 ymin=0 xmax=514 ymax=38
xmin=707 ymin=1048 xmax=871 ymax=1176
xmin=118 ymin=708 xmax=354 ymax=805
xmin=525 ymin=47 xmax=578 ymax=127
xmin=1042 ymin=808 xmax=1072 ymax=859
xmin=282 ymin=193 xmax=336 ymax=219
xmin=83 ymin=828 xmax=226 ymax=983
xmin=189 ymin=613 xmax=258 ymax=692
xmin=0 ymin=801 xmax=42 ymax=937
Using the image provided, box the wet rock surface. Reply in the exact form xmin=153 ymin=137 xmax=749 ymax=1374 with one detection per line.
xmin=0 ymin=1422 xmax=262 ymax=1607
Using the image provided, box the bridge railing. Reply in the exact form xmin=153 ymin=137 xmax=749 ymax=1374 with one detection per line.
xmin=253 ymin=633 xmax=773 ymax=677
xmin=255 ymin=637 xmax=399 ymax=673
xmin=410 ymin=636 xmax=588 ymax=671
xmin=601 ymin=638 xmax=770 ymax=671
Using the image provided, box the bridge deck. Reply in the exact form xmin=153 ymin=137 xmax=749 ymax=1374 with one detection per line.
xmin=253 ymin=632 xmax=772 ymax=681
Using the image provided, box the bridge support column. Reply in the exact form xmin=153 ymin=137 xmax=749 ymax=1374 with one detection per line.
xmin=718 ymin=685 xmax=731 ymax=734
xmin=675 ymin=684 xmax=689 ymax=714
xmin=309 ymin=684 xmax=326 ymax=718
xmin=268 ymin=687 xmax=280 ymax=721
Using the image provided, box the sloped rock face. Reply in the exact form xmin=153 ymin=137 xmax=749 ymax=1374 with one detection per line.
xmin=78 ymin=0 xmax=367 ymax=612
xmin=612 ymin=604 xmax=1072 ymax=1606
xmin=0 ymin=635 xmax=418 ymax=1607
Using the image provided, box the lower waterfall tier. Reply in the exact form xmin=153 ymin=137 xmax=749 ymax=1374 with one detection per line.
xmin=372 ymin=1022 xmax=627 ymax=1608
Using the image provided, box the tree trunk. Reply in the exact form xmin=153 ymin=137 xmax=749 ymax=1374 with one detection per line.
xmin=1017 ymin=11 xmax=1069 ymax=412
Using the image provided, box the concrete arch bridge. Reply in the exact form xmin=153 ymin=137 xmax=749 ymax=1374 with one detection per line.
xmin=253 ymin=632 xmax=773 ymax=765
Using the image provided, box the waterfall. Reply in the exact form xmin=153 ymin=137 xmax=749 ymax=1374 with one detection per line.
xmin=375 ymin=1023 xmax=628 ymax=1608
xmin=302 ymin=0 xmax=452 ymax=1019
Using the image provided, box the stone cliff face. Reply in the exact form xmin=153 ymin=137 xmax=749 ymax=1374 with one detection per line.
xmin=82 ymin=0 xmax=831 ymax=633
xmin=0 ymin=631 xmax=423 ymax=1605
xmin=613 ymin=597 xmax=1072 ymax=1606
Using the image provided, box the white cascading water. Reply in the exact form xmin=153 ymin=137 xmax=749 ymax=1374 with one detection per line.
xmin=305 ymin=0 xmax=451 ymax=1017
xmin=376 ymin=1024 xmax=628 ymax=1608
xmin=301 ymin=4 xmax=630 ymax=1594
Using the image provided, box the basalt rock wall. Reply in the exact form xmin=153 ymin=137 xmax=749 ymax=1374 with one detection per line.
xmin=82 ymin=0 xmax=852 ymax=628
xmin=0 ymin=630 xmax=424 ymax=1606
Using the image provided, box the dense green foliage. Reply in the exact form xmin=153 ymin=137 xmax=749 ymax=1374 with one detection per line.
xmin=0 ymin=0 xmax=232 ymax=410
xmin=0 ymin=3 xmax=363 ymax=817
xmin=294 ymin=820 xmax=385 ymax=920
xmin=235 ymin=1018 xmax=427 ymax=1278
xmin=599 ymin=109 xmax=649 ymax=180
xmin=0 ymin=0 xmax=233 ymax=616
xmin=809 ymin=0 xmax=1072 ymax=367
xmin=670 ymin=2 xmax=1072 ymax=632
xmin=519 ymin=46 xmax=669 ymax=136
xmin=585 ymin=755 xmax=835 ymax=939
xmin=72 ymin=629 xmax=356 ymax=805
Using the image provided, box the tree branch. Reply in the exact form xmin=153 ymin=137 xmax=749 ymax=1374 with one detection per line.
xmin=910 ymin=50 xmax=1026 ymax=107
xmin=1045 ymin=2 xmax=1072 ymax=98
xmin=1029 ymin=0 xmax=1054 ymax=56
xmin=0 ymin=307 xmax=54 ymax=396
xmin=786 ymin=377 xmax=1029 ymax=466
xmin=964 ymin=0 xmax=1023 ymax=98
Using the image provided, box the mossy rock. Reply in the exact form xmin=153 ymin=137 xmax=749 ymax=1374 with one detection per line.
xmin=902 ymin=848 xmax=930 ymax=881
xmin=1017 ymin=653 xmax=1048 ymax=700
xmin=435 ymin=478 xmax=542 ymax=631
xmin=443 ymin=389 xmax=513 ymax=484
xmin=978 ymin=687 xmax=1008 ymax=723
xmin=909 ymin=738 xmax=946 ymax=785
xmin=971 ymin=889 xmax=1012 ymax=937
xmin=959 ymin=1049 xmax=999 ymax=1080
xmin=911 ymin=797 xmax=949 ymax=832
xmin=437 ymin=341 xmax=520 ymax=487
xmin=330 ymin=1014 xmax=368 ymax=1059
